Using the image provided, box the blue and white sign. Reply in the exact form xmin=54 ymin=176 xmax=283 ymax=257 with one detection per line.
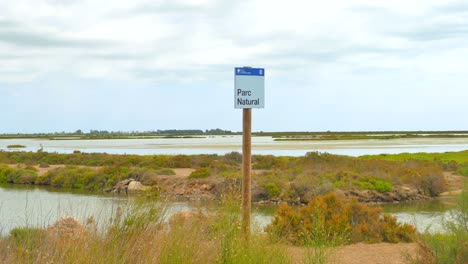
xmin=234 ymin=67 xmax=265 ymax=109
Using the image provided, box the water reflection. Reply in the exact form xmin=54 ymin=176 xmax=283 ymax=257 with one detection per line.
xmin=0 ymin=185 xmax=458 ymax=236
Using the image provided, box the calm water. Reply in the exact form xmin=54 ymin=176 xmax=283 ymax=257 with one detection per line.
xmin=0 ymin=185 xmax=457 ymax=236
xmin=1 ymin=136 xmax=468 ymax=156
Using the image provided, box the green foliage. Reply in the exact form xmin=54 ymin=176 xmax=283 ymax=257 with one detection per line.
xmin=253 ymin=155 xmax=290 ymax=170
xmin=266 ymin=193 xmax=416 ymax=245
xmin=7 ymin=145 xmax=26 ymax=148
xmin=0 ymin=150 xmax=451 ymax=199
xmin=10 ymin=227 xmax=44 ymax=243
xmin=458 ymin=166 xmax=468 ymax=177
xmin=9 ymin=227 xmax=45 ymax=254
xmin=11 ymin=169 xmax=37 ymax=184
xmin=218 ymin=169 xmax=241 ymax=179
xmin=188 ymin=167 xmax=211 ymax=179
xmin=0 ymin=164 xmax=14 ymax=183
xmin=354 ymin=177 xmax=393 ymax=193
xmin=0 ymin=165 xmax=37 ymax=184
xmin=35 ymin=165 xmax=128 ymax=191
xmin=361 ymin=150 xmax=468 ymax=166
xmin=222 ymin=151 xmax=242 ymax=165
xmin=264 ymin=182 xmax=281 ymax=198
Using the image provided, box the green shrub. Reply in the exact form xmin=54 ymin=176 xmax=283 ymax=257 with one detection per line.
xmin=9 ymin=227 xmax=45 ymax=252
xmin=0 ymin=165 xmax=15 ymax=183
xmin=38 ymin=166 xmax=108 ymax=190
xmin=222 ymin=151 xmax=242 ymax=165
xmin=12 ymin=169 xmax=38 ymax=184
xmin=373 ymin=179 xmax=393 ymax=193
xmin=218 ymin=169 xmax=241 ymax=179
xmin=0 ymin=167 xmax=38 ymax=184
xmin=458 ymin=166 xmax=468 ymax=177
xmin=253 ymin=155 xmax=277 ymax=169
xmin=188 ymin=168 xmax=211 ymax=179
xmin=264 ymin=182 xmax=281 ymax=198
xmin=7 ymin=144 xmax=26 ymax=148
xmin=354 ymin=177 xmax=393 ymax=193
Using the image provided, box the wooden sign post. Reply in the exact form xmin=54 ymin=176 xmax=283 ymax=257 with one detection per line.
xmin=234 ymin=67 xmax=265 ymax=236
xmin=242 ymin=108 xmax=252 ymax=234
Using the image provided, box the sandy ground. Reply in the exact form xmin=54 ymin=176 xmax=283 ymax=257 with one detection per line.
xmin=440 ymin=172 xmax=466 ymax=196
xmin=288 ymin=242 xmax=419 ymax=264
xmin=172 ymin=168 xmax=195 ymax=177
xmin=7 ymin=164 xmax=102 ymax=176
xmin=6 ymin=164 xmax=195 ymax=177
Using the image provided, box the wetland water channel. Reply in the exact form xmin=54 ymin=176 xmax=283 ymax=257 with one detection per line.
xmin=0 ymin=185 xmax=458 ymax=236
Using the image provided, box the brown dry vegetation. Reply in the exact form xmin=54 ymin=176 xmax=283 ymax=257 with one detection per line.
xmin=1 ymin=150 xmax=461 ymax=203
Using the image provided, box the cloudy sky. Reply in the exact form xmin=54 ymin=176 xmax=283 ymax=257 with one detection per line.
xmin=1 ymin=0 xmax=467 ymax=133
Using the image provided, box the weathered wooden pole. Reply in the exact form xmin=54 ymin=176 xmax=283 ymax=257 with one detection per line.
xmin=234 ymin=66 xmax=264 ymax=238
xmin=242 ymin=108 xmax=252 ymax=236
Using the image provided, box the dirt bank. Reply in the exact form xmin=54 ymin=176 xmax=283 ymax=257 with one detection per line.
xmin=288 ymin=242 xmax=419 ymax=264
xmin=5 ymin=163 xmax=463 ymax=204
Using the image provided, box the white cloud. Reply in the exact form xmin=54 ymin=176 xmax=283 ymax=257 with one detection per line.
xmin=1 ymin=0 xmax=467 ymax=132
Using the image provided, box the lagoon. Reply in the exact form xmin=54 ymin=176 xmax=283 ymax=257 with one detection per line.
xmin=1 ymin=136 xmax=468 ymax=156
xmin=0 ymin=185 xmax=457 ymax=236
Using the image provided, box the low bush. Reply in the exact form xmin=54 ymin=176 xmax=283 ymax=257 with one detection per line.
xmin=222 ymin=151 xmax=242 ymax=165
xmin=266 ymin=193 xmax=416 ymax=245
xmin=0 ymin=165 xmax=15 ymax=183
xmin=11 ymin=169 xmax=38 ymax=184
xmin=7 ymin=145 xmax=26 ymax=149
xmin=0 ymin=165 xmax=37 ymax=184
xmin=354 ymin=177 xmax=393 ymax=193
xmin=35 ymin=166 xmax=123 ymax=191
xmin=189 ymin=168 xmax=211 ymax=179
xmin=264 ymin=182 xmax=281 ymax=198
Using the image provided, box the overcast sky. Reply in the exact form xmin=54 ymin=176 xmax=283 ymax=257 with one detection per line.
xmin=1 ymin=0 xmax=467 ymax=133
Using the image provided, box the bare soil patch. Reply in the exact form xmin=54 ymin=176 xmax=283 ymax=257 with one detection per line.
xmin=6 ymin=164 xmax=101 ymax=176
xmin=440 ymin=172 xmax=465 ymax=196
xmin=172 ymin=168 xmax=195 ymax=177
xmin=288 ymin=242 xmax=419 ymax=264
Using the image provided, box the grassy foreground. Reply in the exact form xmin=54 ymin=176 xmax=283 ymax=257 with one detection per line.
xmin=0 ymin=192 xmax=419 ymax=264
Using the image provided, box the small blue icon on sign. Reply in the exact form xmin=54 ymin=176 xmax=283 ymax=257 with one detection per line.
xmin=235 ymin=67 xmax=265 ymax=76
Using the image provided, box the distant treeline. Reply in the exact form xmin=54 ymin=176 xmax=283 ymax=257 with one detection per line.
xmin=1 ymin=130 xmax=468 ymax=140
xmin=0 ymin=129 xmax=237 ymax=139
xmin=253 ymin=130 xmax=468 ymax=137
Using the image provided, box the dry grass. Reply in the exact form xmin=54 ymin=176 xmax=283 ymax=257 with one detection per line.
xmin=0 ymin=195 xmax=291 ymax=264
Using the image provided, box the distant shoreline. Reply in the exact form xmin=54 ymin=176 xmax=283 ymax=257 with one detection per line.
xmin=1 ymin=130 xmax=468 ymax=141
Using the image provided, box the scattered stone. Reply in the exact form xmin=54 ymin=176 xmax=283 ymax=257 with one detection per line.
xmin=113 ymin=178 xmax=149 ymax=193
xmin=128 ymin=180 xmax=149 ymax=192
